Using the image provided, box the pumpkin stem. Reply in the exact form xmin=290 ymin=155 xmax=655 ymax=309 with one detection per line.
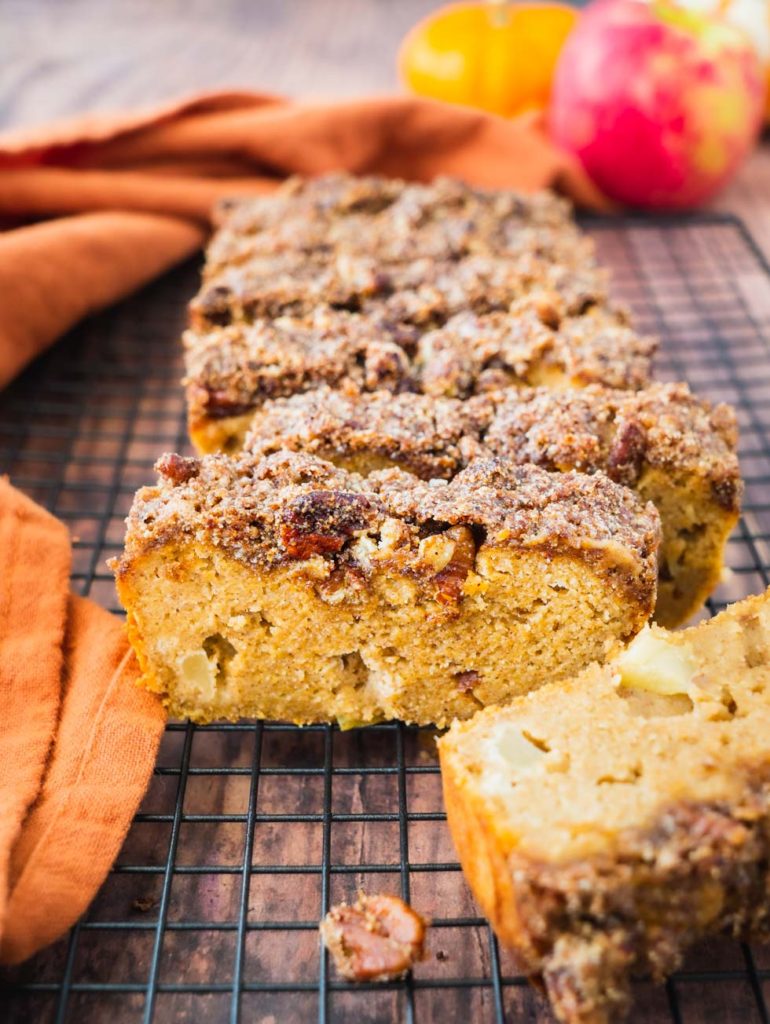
xmin=486 ymin=0 xmax=511 ymax=30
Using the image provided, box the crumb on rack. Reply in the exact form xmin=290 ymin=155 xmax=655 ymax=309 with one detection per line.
xmin=320 ymin=893 xmax=427 ymax=982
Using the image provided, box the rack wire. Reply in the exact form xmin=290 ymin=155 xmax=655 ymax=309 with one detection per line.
xmin=2 ymin=213 xmax=770 ymax=1024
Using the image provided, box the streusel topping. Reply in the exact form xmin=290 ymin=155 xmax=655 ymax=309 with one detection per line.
xmin=480 ymin=382 xmax=741 ymax=506
xmin=119 ymin=451 xmax=660 ymax=583
xmin=244 ymin=384 xmax=484 ymax=479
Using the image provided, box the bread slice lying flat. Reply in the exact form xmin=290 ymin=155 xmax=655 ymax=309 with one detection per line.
xmin=113 ymin=451 xmax=659 ymax=727
xmin=439 ymin=589 xmax=770 ymax=1024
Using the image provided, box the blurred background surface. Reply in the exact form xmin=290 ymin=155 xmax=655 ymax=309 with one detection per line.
xmin=3 ymin=0 xmax=770 ymax=251
xmin=1 ymin=0 xmax=440 ymax=125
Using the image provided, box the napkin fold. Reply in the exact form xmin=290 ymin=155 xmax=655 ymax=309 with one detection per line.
xmin=0 ymin=480 xmax=166 ymax=965
xmin=0 ymin=91 xmax=610 ymax=389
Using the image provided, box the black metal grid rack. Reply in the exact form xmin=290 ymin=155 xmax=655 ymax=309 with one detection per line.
xmin=2 ymin=214 xmax=770 ymax=1024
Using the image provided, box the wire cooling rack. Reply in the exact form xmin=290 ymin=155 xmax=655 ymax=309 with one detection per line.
xmin=2 ymin=213 xmax=770 ymax=1024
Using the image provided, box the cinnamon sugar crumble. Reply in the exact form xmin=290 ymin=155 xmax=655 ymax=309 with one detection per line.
xmin=240 ymin=380 xmax=740 ymax=508
xmin=320 ymin=893 xmax=427 ymax=982
xmin=184 ymin=174 xmax=659 ymax=429
xmin=118 ymin=451 xmax=660 ymax=597
xmin=480 ymin=382 xmax=741 ymax=508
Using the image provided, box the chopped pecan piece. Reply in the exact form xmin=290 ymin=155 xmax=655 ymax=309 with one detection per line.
xmin=433 ymin=525 xmax=477 ymax=605
xmin=155 ymin=453 xmax=201 ymax=485
xmin=454 ymin=669 xmax=480 ymax=693
xmin=363 ymin=339 xmax=411 ymax=391
xmin=711 ymin=474 xmax=741 ymax=512
xmin=606 ymin=419 xmax=647 ymax=486
xmin=202 ymin=388 xmax=256 ymax=419
xmin=320 ymin=893 xmax=427 ymax=982
xmin=532 ymin=291 xmax=563 ymax=330
xmin=279 ymin=491 xmax=375 ymax=560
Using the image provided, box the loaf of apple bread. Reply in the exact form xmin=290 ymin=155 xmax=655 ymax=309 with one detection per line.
xmin=113 ymin=451 xmax=659 ymax=727
xmin=185 ymin=298 xmax=656 ymax=454
xmin=185 ymin=172 xmax=662 ymax=454
xmin=439 ymin=588 xmax=770 ymax=1024
xmin=243 ymin=381 xmax=740 ymax=627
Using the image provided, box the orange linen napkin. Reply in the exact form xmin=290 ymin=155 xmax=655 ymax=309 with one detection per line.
xmin=0 ymin=479 xmax=166 ymax=965
xmin=0 ymin=91 xmax=610 ymax=389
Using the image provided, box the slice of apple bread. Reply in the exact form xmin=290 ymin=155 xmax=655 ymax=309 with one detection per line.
xmin=204 ymin=173 xmax=582 ymax=274
xmin=242 ymin=381 xmax=740 ymax=627
xmin=439 ymin=589 xmax=770 ymax=1024
xmin=113 ymin=452 xmax=659 ymax=727
xmin=191 ymin=174 xmax=604 ymax=330
xmin=479 ymin=381 xmax=741 ymax=626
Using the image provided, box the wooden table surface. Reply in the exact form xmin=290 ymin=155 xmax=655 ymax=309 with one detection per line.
xmin=3 ymin=0 xmax=770 ymax=251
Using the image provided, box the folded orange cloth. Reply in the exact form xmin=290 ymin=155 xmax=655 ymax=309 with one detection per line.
xmin=0 ymin=479 xmax=166 ymax=965
xmin=0 ymin=91 xmax=610 ymax=389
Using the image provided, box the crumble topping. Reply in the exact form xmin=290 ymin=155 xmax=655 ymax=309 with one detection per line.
xmin=117 ymin=451 xmax=660 ymax=588
xmin=243 ymin=383 xmax=484 ymax=479
xmin=207 ymin=174 xmax=581 ymax=272
xmin=480 ymin=382 xmax=741 ymax=507
xmin=185 ymin=298 xmax=655 ymax=424
xmin=190 ymin=175 xmax=607 ymax=332
xmin=239 ymin=381 xmax=738 ymax=508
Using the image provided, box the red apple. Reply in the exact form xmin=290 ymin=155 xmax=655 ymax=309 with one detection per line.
xmin=549 ymin=0 xmax=764 ymax=209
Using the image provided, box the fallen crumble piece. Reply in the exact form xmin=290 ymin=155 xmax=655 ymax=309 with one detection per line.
xmin=320 ymin=893 xmax=427 ymax=982
xmin=112 ymin=451 xmax=660 ymax=727
xmin=439 ymin=588 xmax=770 ymax=1024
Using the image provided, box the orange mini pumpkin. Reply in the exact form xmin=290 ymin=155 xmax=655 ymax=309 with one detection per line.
xmin=398 ymin=0 xmax=579 ymax=118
